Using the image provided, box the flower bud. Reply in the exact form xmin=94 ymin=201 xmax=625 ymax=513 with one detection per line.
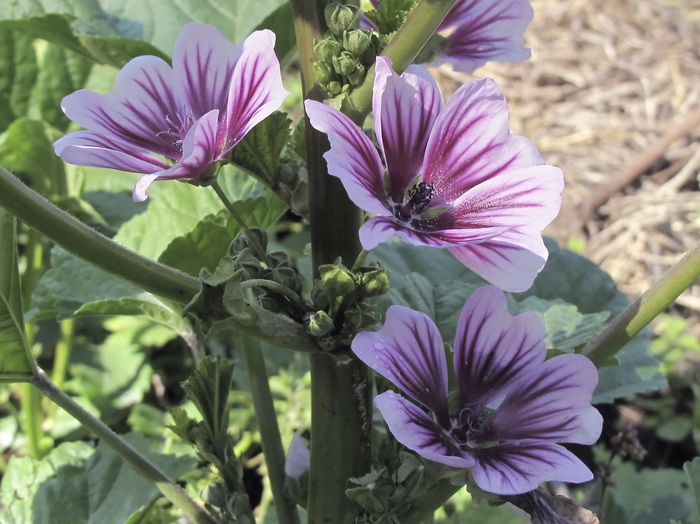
xmin=357 ymin=267 xmax=390 ymax=298
xmin=318 ymin=263 xmax=358 ymax=297
xmin=325 ymin=3 xmax=360 ymax=36
xmin=307 ymin=310 xmax=336 ymax=337
xmin=346 ymin=63 xmax=366 ymax=86
xmin=343 ymin=29 xmax=372 ymax=56
xmin=313 ymin=61 xmax=338 ymax=86
xmin=326 ymin=81 xmax=343 ymax=96
xmin=332 ymin=51 xmax=358 ymax=77
xmin=230 ymin=228 xmax=268 ymax=256
xmin=313 ymin=36 xmax=342 ymax=62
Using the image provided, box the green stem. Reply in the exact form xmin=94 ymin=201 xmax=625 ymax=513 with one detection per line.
xmin=0 ymin=166 xmax=199 ymax=304
xmin=50 ymin=318 xmax=75 ymax=390
xmin=351 ymin=249 xmax=370 ymax=271
xmin=21 ymin=382 xmax=45 ymax=459
xmin=239 ymin=334 xmax=300 ymax=524
xmin=30 ymin=368 xmax=218 ymax=524
xmin=584 ymin=241 xmax=700 ymax=366
xmin=210 ymin=180 xmax=269 ymax=263
xmin=342 ymin=0 xmax=459 ymax=123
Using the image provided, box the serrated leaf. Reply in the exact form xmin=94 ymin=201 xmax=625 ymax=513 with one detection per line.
xmin=231 ymin=112 xmax=292 ymax=186
xmin=158 ymin=194 xmax=288 ymax=276
xmin=684 ymin=457 xmax=700 ymax=524
xmin=0 ymin=209 xmax=35 ymax=380
xmin=0 ymin=435 xmax=194 ymax=524
xmin=0 ymin=28 xmax=37 ymax=131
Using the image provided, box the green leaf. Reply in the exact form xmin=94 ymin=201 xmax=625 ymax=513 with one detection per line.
xmin=684 ymin=457 xmax=700 ymax=524
xmin=0 ymin=28 xmax=37 ymax=132
xmin=230 ymin=112 xmax=292 ymax=187
xmin=0 ymin=435 xmax=194 ymax=524
xmin=158 ymin=194 xmax=288 ymax=276
xmin=0 ymin=209 xmax=35 ymax=380
xmin=255 ymin=4 xmax=297 ymax=66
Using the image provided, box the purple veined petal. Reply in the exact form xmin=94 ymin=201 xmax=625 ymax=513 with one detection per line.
xmin=437 ymin=0 xmax=534 ymax=74
xmin=448 ymin=229 xmax=549 ymax=292
xmin=422 ymin=78 xmax=544 ymax=199
xmin=285 ymin=434 xmax=311 ymax=479
xmin=358 ymin=215 xmax=507 ymax=251
xmin=353 ymin=306 xmax=449 ymax=416
xmin=305 ymin=100 xmax=388 ymax=216
xmin=453 ymin=286 xmax=545 ymax=406
xmin=373 ymin=58 xmax=441 ymax=202
xmin=488 ymin=354 xmax=603 ymax=445
xmin=61 ymin=56 xmax=181 ymax=158
xmin=444 ymin=163 xmax=564 ymax=232
xmin=133 ymin=109 xmax=220 ymax=202
xmin=54 ymin=131 xmax=169 ymax=173
xmin=172 ymin=22 xmax=243 ymax=119
xmin=375 ymin=391 xmax=474 ymax=468
xmin=470 ymin=439 xmax=593 ymax=495
xmin=223 ymin=30 xmax=290 ymax=150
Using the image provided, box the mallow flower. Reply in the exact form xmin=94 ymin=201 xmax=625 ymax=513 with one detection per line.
xmin=54 ymin=23 xmax=289 ymax=201
xmin=305 ymin=57 xmax=563 ymax=292
xmin=351 ymin=286 xmax=602 ymax=495
xmin=431 ymin=0 xmax=534 ymax=73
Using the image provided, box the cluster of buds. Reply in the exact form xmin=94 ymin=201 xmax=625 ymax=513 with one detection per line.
xmin=313 ymin=3 xmax=380 ymax=96
xmin=306 ymin=259 xmax=390 ymax=351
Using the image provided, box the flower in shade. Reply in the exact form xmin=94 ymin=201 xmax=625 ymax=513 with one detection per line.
xmin=305 ymin=57 xmax=563 ymax=292
xmin=431 ymin=0 xmax=534 ymax=73
xmin=351 ymin=286 xmax=602 ymax=495
xmin=54 ymin=23 xmax=289 ymax=201
xmin=285 ymin=433 xmax=311 ymax=479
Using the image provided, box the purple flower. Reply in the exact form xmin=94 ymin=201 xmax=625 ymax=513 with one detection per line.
xmin=285 ymin=434 xmax=311 ymax=479
xmin=305 ymin=57 xmax=563 ymax=292
xmin=352 ymin=286 xmax=602 ymax=495
xmin=54 ymin=23 xmax=289 ymax=201
xmin=433 ymin=0 xmax=534 ymax=73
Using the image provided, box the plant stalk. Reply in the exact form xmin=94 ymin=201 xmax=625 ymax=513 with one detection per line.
xmin=30 ymin=368 xmax=218 ymax=524
xmin=240 ymin=334 xmax=300 ymax=524
xmin=584 ymin=241 xmax=700 ymax=366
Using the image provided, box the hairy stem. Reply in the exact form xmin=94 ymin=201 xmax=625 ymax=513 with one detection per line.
xmin=584 ymin=241 xmax=700 ymax=366
xmin=31 ymin=368 xmax=218 ymax=524
xmin=240 ymin=334 xmax=300 ymax=524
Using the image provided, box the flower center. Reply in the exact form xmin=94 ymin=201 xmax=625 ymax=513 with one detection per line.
xmin=157 ymin=110 xmax=195 ymax=154
xmin=447 ymin=405 xmax=490 ymax=451
xmin=393 ymin=181 xmax=435 ymax=222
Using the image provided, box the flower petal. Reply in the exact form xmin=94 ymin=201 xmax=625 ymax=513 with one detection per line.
xmin=359 ymin=216 xmax=507 ymax=251
xmin=132 ymin=110 xmax=220 ymax=201
xmin=422 ymin=78 xmax=546 ymax=200
xmin=172 ymin=22 xmax=243 ymax=119
xmin=60 ymin=56 xmax=180 ymax=158
xmin=376 ymin=391 xmax=474 ymax=468
xmin=448 ymin=229 xmax=549 ymax=292
xmin=285 ymin=434 xmax=311 ymax=479
xmin=224 ymin=30 xmax=290 ymax=149
xmin=353 ymin=306 xmax=449 ymax=416
xmin=437 ymin=0 xmax=533 ymax=73
xmin=305 ymin=100 xmax=388 ymax=215
xmin=54 ymin=131 xmax=169 ymax=173
xmin=373 ymin=58 xmax=441 ymax=201
xmin=471 ymin=439 xmax=593 ymax=495
xmin=453 ymin=286 xmax=545 ymax=406
xmin=489 ymin=354 xmax=602 ymax=445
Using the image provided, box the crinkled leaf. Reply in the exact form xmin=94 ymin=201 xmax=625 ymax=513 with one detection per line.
xmin=0 ymin=435 xmax=193 ymax=524
xmin=0 ymin=28 xmax=37 ymax=132
xmin=231 ymin=112 xmax=292 ymax=186
xmin=0 ymin=209 xmax=34 ymax=380
xmin=158 ymin=194 xmax=288 ymax=276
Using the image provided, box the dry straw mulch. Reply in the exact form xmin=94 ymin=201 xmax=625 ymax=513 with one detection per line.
xmin=434 ymin=0 xmax=700 ymax=314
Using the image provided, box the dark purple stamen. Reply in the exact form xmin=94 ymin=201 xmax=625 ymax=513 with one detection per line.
xmin=394 ymin=181 xmax=435 ymax=221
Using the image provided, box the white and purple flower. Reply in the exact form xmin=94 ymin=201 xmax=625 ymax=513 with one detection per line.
xmin=54 ymin=23 xmax=289 ymax=201
xmin=352 ymin=286 xmax=602 ymax=495
xmin=305 ymin=57 xmax=563 ymax=292
xmin=433 ymin=0 xmax=534 ymax=73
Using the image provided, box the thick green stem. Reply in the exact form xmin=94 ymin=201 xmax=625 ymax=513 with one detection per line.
xmin=21 ymin=382 xmax=45 ymax=459
xmin=0 ymin=166 xmax=200 ymax=304
xmin=30 ymin=368 xmax=218 ymax=524
xmin=240 ymin=334 xmax=300 ymax=524
xmin=584 ymin=241 xmax=700 ymax=366
xmin=50 ymin=318 xmax=75 ymax=390
xmin=342 ymin=0 xmax=459 ymax=123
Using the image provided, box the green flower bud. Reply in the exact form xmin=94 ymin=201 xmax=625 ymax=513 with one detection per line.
xmin=313 ymin=36 xmax=342 ymax=61
xmin=230 ymin=228 xmax=268 ymax=256
xmin=307 ymin=310 xmax=336 ymax=337
xmin=313 ymin=60 xmax=338 ymax=86
xmin=332 ymin=51 xmax=358 ymax=77
xmin=267 ymin=266 xmax=303 ymax=295
xmin=344 ymin=303 xmax=381 ymax=332
xmin=343 ymin=29 xmax=372 ymax=56
xmin=346 ymin=63 xmax=366 ymax=86
xmin=327 ymin=81 xmax=343 ymax=96
xmin=318 ymin=263 xmax=358 ymax=297
xmin=325 ymin=3 xmax=360 ymax=36
xmin=357 ymin=267 xmax=390 ymax=298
